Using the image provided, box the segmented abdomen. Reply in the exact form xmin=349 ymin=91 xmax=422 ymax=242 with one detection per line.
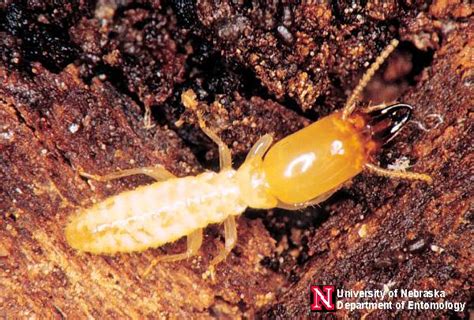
xmin=65 ymin=170 xmax=245 ymax=254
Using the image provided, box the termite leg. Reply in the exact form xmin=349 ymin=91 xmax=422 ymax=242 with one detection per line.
xmin=276 ymin=188 xmax=337 ymax=210
xmin=245 ymin=134 xmax=274 ymax=161
xmin=208 ymin=216 xmax=237 ymax=281
xmin=365 ymin=163 xmax=433 ymax=184
xmin=342 ymin=39 xmax=400 ymax=120
xmin=143 ymin=228 xmax=203 ymax=277
xmin=80 ymin=166 xmax=175 ymax=182
xmin=196 ymin=111 xmax=232 ymax=170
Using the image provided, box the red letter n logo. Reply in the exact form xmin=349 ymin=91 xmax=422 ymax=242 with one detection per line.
xmin=310 ymin=285 xmax=335 ymax=311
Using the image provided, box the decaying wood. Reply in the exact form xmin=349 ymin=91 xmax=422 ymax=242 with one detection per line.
xmin=0 ymin=1 xmax=472 ymax=319
xmin=262 ymin=25 xmax=473 ymax=319
xmin=0 ymin=63 xmax=290 ymax=318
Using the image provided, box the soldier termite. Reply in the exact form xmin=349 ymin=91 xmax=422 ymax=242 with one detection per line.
xmin=65 ymin=39 xmax=432 ymax=278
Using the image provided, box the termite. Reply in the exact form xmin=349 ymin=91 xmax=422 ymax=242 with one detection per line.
xmin=65 ymin=39 xmax=432 ymax=278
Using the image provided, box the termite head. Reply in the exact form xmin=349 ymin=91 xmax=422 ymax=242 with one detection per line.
xmin=259 ymin=103 xmax=415 ymax=206
xmin=352 ymin=103 xmax=413 ymax=158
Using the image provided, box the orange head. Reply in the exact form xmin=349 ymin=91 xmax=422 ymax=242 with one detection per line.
xmin=261 ymin=104 xmax=413 ymax=205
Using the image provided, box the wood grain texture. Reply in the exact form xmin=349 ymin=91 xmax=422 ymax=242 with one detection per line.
xmin=0 ymin=64 xmax=285 ymax=318
xmin=0 ymin=1 xmax=472 ymax=319
xmin=262 ymin=21 xmax=473 ymax=320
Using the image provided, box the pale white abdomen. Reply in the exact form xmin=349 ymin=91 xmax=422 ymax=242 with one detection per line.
xmin=65 ymin=169 xmax=246 ymax=254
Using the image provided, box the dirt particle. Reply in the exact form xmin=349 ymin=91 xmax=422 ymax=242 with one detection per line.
xmin=68 ymin=123 xmax=79 ymax=134
xmin=277 ymin=25 xmax=294 ymax=45
xmin=358 ymin=224 xmax=368 ymax=238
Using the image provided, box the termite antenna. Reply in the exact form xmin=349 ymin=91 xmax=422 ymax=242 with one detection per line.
xmin=342 ymin=39 xmax=400 ymax=120
xmin=365 ymin=163 xmax=433 ymax=184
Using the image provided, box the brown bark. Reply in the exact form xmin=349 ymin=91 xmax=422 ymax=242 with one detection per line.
xmin=262 ymin=23 xmax=473 ymax=320
xmin=0 ymin=1 xmax=472 ymax=319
